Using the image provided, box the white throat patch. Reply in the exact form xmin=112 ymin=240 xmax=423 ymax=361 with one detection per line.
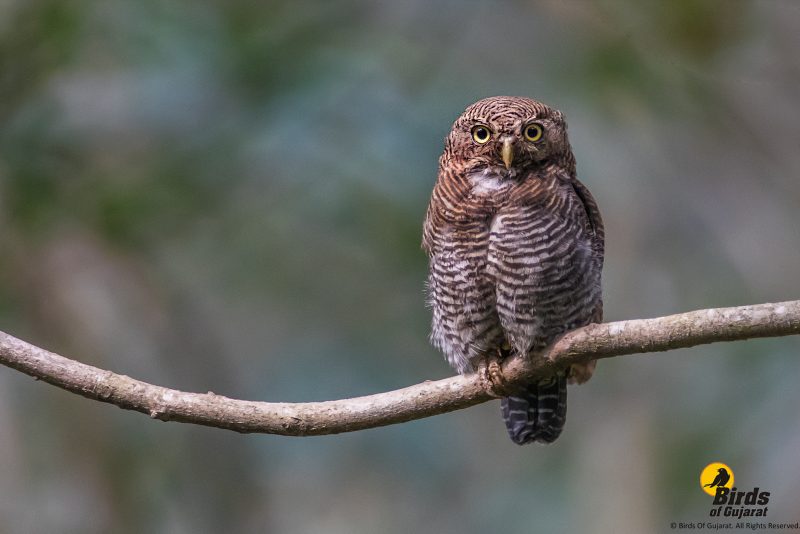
xmin=468 ymin=168 xmax=513 ymax=196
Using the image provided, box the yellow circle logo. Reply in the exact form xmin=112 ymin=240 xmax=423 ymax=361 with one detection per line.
xmin=700 ymin=462 xmax=735 ymax=496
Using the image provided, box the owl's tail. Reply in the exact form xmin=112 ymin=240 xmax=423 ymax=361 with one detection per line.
xmin=500 ymin=374 xmax=567 ymax=445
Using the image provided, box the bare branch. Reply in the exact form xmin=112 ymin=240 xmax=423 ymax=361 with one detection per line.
xmin=1 ymin=300 xmax=798 ymax=436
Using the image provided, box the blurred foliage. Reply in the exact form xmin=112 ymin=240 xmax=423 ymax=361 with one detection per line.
xmin=0 ymin=1 xmax=799 ymax=533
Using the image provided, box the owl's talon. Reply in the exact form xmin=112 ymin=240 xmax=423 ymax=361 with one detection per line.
xmin=479 ymin=352 xmax=510 ymax=398
xmin=567 ymin=360 xmax=596 ymax=385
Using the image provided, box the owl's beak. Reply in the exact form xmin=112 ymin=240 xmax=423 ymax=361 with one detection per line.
xmin=501 ymin=138 xmax=514 ymax=169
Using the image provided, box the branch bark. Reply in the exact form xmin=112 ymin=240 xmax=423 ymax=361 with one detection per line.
xmin=1 ymin=300 xmax=798 ymax=436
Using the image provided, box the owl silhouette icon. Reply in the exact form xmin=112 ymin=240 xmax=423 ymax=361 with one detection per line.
xmin=704 ymin=468 xmax=731 ymax=488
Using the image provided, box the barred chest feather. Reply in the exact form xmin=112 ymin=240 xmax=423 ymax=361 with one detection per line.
xmin=426 ymin=167 xmax=601 ymax=374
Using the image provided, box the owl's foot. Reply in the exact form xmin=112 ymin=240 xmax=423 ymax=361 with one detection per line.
xmin=478 ymin=351 xmax=510 ymax=398
xmin=568 ymin=360 xmax=596 ymax=385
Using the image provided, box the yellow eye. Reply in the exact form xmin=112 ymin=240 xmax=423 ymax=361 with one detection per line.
xmin=524 ymin=123 xmax=543 ymax=142
xmin=471 ymin=125 xmax=492 ymax=144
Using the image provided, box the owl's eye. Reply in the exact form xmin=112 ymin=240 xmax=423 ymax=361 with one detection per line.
xmin=471 ymin=125 xmax=492 ymax=144
xmin=523 ymin=123 xmax=544 ymax=142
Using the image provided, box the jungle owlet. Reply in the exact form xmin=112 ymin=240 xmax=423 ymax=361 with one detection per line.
xmin=423 ymin=96 xmax=604 ymax=444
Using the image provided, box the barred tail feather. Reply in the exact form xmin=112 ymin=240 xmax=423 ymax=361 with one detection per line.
xmin=500 ymin=374 xmax=567 ymax=445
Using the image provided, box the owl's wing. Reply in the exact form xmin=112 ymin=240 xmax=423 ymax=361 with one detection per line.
xmin=571 ymin=177 xmax=604 ymax=259
xmin=570 ymin=177 xmax=604 ymax=323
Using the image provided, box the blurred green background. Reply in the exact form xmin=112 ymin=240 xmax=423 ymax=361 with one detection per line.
xmin=1 ymin=1 xmax=799 ymax=532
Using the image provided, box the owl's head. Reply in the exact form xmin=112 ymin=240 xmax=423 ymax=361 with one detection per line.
xmin=443 ymin=96 xmax=574 ymax=178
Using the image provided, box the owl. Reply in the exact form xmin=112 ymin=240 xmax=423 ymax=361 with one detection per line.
xmin=423 ymin=96 xmax=604 ymax=444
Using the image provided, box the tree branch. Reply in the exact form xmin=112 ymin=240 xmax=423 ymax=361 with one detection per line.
xmin=1 ymin=300 xmax=798 ymax=436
